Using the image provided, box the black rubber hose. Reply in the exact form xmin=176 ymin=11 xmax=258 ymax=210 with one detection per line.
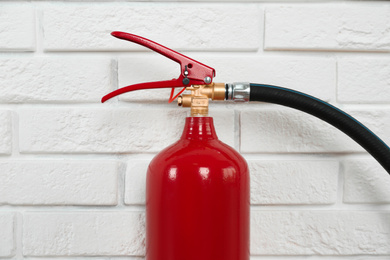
xmin=249 ymin=83 xmax=390 ymax=175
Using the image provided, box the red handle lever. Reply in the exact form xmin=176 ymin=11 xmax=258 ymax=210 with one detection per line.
xmin=101 ymin=32 xmax=216 ymax=103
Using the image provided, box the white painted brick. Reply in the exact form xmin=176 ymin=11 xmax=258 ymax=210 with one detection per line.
xmin=125 ymin=160 xmax=149 ymax=205
xmin=343 ymin=159 xmax=390 ymax=204
xmin=0 ymin=161 xmax=118 ymax=205
xmin=0 ymin=213 xmax=14 ymax=257
xmin=0 ymin=4 xmax=35 ymax=51
xmin=241 ymin=108 xmax=390 ymax=153
xmin=265 ymin=4 xmax=390 ymax=51
xmin=338 ymin=58 xmax=390 ymax=103
xmin=251 ymin=211 xmax=390 ymax=255
xmin=248 ymin=160 xmax=338 ymax=204
xmin=118 ymin=55 xmax=335 ymax=102
xmin=19 ymin=108 xmax=234 ymax=153
xmin=43 ymin=3 xmax=262 ymax=51
xmin=0 ymin=57 xmax=111 ymax=103
xmin=23 ymin=212 xmax=145 ymax=256
xmin=0 ymin=110 xmax=12 ymax=155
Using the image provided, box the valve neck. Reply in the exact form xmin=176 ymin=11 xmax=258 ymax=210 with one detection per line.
xmin=180 ymin=117 xmax=218 ymax=141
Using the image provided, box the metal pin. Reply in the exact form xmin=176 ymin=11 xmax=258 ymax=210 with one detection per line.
xmin=184 ymin=65 xmax=189 ymax=76
xmin=204 ymin=76 xmax=212 ymax=84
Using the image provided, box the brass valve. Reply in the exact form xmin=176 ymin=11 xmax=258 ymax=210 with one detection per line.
xmin=177 ymin=83 xmax=225 ymax=116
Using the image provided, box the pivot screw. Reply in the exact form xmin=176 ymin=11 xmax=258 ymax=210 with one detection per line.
xmin=204 ymin=76 xmax=212 ymax=84
xmin=182 ymin=78 xmax=190 ymax=85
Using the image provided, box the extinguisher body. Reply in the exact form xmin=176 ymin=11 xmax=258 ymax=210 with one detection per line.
xmin=146 ymin=117 xmax=250 ymax=260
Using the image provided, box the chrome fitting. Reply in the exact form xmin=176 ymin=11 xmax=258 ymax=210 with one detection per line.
xmin=226 ymin=82 xmax=250 ymax=102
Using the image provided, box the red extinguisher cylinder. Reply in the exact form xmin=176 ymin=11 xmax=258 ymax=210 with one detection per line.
xmin=146 ymin=117 xmax=250 ymax=260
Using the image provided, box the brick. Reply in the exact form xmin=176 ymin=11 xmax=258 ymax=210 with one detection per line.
xmin=125 ymin=160 xmax=149 ymax=205
xmin=0 ymin=213 xmax=14 ymax=257
xmin=43 ymin=3 xmax=262 ymax=51
xmin=343 ymin=159 xmax=390 ymax=203
xmin=248 ymin=160 xmax=338 ymax=204
xmin=338 ymin=58 xmax=390 ymax=103
xmin=0 ymin=161 xmax=118 ymax=205
xmin=265 ymin=4 xmax=390 ymax=51
xmin=0 ymin=57 xmax=112 ymax=103
xmin=0 ymin=110 xmax=12 ymax=155
xmin=19 ymin=108 xmax=234 ymax=153
xmin=0 ymin=4 xmax=35 ymax=51
xmin=251 ymin=211 xmax=390 ymax=255
xmin=240 ymin=108 xmax=390 ymax=153
xmin=118 ymin=56 xmax=335 ymax=102
xmin=23 ymin=212 xmax=145 ymax=256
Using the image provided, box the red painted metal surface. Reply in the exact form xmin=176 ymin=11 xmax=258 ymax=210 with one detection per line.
xmin=101 ymin=32 xmax=216 ymax=103
xmin=146 ymin=117 xmax=250 ymax=260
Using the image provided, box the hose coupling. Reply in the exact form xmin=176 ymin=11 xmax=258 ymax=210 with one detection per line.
xmin=226 ymin=82 xmax=250 ymax=102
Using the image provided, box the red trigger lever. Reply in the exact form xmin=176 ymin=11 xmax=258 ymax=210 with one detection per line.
xmin=101 ymin=31 xmax=216 ymax=103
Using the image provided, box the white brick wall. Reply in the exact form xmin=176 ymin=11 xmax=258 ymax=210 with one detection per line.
xmin=338 ymin=58 xmax=390 ymax=103
xmin=0 ymin=213 xmax=14 ymax=257
xmin=0 ymin=111 xmax=12 ymax=155
xmin=249 ymin=160 xmax=339 ymax=204
xmin=265 ymin=4 xmax=390 ymax=51
xmin=343 ymin=159 xmax=390 ymax=203
xmin=241 ymin=108 xmax=390 ymax=153
xmin=0 ymin=4 xmax=35 ymax=51
xmin=0 ymin=57 xmax=112 ymax=103
xmin=23 ymin=212 xmax=145 ymax=256
xmin=0 ymin=161 xmax=118 ymax=205
xmin=251 ymin=211 xmax=390 ymax=255
xmin=42 ymin=3 xmax=262 ymax=51
xmin=1 ymin=1 xmax=390 ymax=259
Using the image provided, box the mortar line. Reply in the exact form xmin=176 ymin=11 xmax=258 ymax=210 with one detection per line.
xmin=14 ymin=212 xmax=23 ymax=260
xmin=335 ymin=55 xmax=340 ymax=105
xmin=111 ymin=57 xmax=119 ymax=93
xmin=262 ymin=2 xmax=267 ymax=54
xmin=3 ymin=49 xmax=390 ymax=57
xmin=11 ymin=110 xmax=20 ymax=158
xmin=337 ymin=159 xmax=345 ymax=207
xmin=117 ymin=161 xmax=127 ymax=208
xmin=0 ymin=205 xmax=146 ymax=213
xmin=1 ymin=204 xmax=389 ymax=213
xmin=34 ymin=3 xmax=44 ymax=54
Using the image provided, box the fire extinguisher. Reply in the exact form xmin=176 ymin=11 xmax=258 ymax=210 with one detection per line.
xmin=102 ymin=32 xmax=390 ymax=260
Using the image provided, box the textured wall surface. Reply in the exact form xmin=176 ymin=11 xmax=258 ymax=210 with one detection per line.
xmin=1 ymin=0 xmax=390 ymax=259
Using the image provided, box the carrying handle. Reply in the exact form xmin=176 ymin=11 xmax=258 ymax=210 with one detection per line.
xmin=101 ymin=32 xmax=216 ymax=103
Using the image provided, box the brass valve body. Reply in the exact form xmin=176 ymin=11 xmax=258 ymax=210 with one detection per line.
xmin=178 ymin=83 xmax=225 ymax=116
